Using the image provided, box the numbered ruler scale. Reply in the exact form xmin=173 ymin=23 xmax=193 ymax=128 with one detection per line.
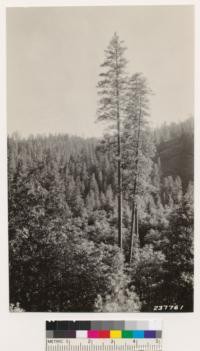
xmin=46 ymin=321 xmax=162 ymax=351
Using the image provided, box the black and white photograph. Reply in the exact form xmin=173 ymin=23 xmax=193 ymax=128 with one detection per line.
xmin=7 ymin=5 xmax=194 ymax=312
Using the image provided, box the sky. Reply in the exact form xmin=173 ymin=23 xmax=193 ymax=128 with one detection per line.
xmin=7 ymin=5 xmax=194 ymax=138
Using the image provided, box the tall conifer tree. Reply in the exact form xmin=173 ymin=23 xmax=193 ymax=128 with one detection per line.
xmin=123 ymin=73 xmax=154 ymax=261
xmin=97 ymin=33 xmax=128 ymax=249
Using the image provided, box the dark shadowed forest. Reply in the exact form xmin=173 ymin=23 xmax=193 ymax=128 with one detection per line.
xmin=8 ymin=34 xmax=194 ymax=312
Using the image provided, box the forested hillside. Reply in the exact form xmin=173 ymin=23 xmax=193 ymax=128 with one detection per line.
xmin=8 ymin=33 xmax=193 ymax=313
xmin=155 ymin=118 xmax=194 ymax=188
xmin=8 ymin=117 xmax=193 ymax=312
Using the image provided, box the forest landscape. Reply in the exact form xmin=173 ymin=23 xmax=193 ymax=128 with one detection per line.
xmin=7 ymin=6 xmax=194 ymax=312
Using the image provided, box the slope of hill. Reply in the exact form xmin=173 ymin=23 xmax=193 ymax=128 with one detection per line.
xmin=155 ymin=117 xmax=194 ymax=188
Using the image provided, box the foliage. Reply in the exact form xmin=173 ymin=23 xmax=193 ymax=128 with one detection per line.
xmin=8 ymin=33 xmax=194 ymax=312
xmin=158 ymin=190 xmax=194 ymax=311
xmin=130 ymin=245 xmax=166 ymax=311
xmin=8 ymin=130 xmax=194 ymax=312
xmin=9 ymin=303 xmax=24 ymax=312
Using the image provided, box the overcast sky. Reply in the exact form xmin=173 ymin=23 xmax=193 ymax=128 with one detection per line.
xmin=7 ymin=5 xmax=194 ymax=138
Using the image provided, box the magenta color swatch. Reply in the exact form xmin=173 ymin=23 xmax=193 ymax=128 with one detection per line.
xmin=88 ymin=330 xmax=99 ymax=338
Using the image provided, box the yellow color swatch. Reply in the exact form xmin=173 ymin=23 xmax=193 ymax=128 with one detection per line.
xmin=110 ymin=330 xmax=122 ymax=338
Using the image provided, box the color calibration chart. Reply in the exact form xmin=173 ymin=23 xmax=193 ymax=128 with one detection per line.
xmin=46 ymin=320 xmax=162 ymax=351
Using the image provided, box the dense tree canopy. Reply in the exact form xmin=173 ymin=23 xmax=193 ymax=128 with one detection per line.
xmin=8 ymin=117 xmax=194 ymax=311
xmin=8 ymin=33 xmax=194 ymax=312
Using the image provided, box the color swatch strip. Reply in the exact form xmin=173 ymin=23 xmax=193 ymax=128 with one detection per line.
xmin=46 ymin=321 xmax=162 ymax=339
xmin=46 ymin=330 xmax=162 ymax=339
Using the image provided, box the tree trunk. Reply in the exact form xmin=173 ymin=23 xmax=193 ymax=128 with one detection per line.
xmin=129 ymin=201 xmax=136 ymax=263
xmin=118 ymin=141 xmax=122 ymax=249
xmin=129 ymin=95 xmax=142 ymax=261
xmin=136 ymin=206 xmax=139 ymax=238
xmin=116 ymin=49 xmax=122 ymax=250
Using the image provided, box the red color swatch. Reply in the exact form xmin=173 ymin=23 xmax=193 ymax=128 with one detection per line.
xmin=99 ymin=330 xmax=110 ymax=338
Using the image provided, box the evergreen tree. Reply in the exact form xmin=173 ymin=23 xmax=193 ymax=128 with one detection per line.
xmin=97 ymin=32 xmax=128 ymax=249
xmin=123 ymin=73 xmax=155 ymax=261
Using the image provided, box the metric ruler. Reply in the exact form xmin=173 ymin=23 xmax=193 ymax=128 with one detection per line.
xmin=46 ymin=338 xmax=162 ymax=351
xmin=46 ymin=320 xmax=162 ymax=351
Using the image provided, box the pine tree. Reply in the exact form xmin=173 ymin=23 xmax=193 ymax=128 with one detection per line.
xmin=97 ymin=32 xmax=128 ymax=249
xmin=123 ymin=73 xmax=155 ymax=261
